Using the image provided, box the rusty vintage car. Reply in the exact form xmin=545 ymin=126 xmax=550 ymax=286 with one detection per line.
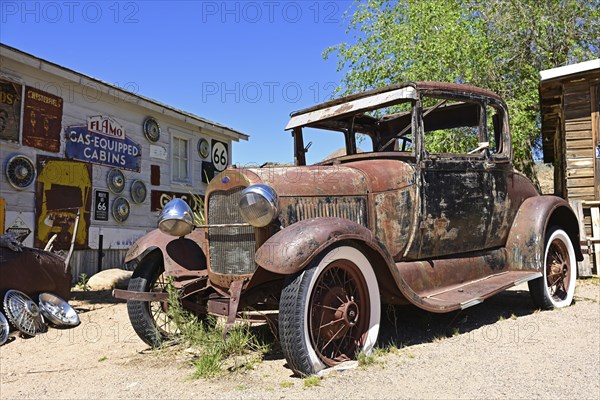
xmin=116 ymin=82 xmax=582 ymax=376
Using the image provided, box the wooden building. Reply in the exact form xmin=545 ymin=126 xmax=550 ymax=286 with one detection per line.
xmin=540 ymin=59 xmax=599 ymax=200
xmin=540 ymin=59 xmax=600 ymax=275
xmin=0 ymin=44 xmax=249 ymax=278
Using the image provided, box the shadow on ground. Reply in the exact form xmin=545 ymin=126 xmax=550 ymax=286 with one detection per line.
xmin=377 ymin=288 xmax=538 ymax=348
xmin=70 ymin=288 xmax=125 ymax=306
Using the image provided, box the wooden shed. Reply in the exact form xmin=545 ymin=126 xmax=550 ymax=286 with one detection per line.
xmin=540 ymin=59 xmax=599 ymax=199
xmin=540 ymin=59 xmax=600 ymax=275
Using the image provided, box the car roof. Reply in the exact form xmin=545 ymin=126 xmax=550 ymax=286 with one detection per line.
xmin=285 ymin=81 xmax=504 ymax=130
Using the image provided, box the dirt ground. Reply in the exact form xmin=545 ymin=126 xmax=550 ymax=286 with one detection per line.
xmin=1 ymin=279 xmax=598 ymax=400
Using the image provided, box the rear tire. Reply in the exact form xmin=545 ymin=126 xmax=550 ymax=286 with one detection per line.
xmin=528 ymin=227 xmax=576 ymax=309
xmin=279 ymin=245 xmax=380 ymax=376
xmin=127 ymin=252 xmax=178 ymax=347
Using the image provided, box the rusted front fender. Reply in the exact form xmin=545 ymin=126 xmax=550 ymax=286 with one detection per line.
xmin=125 ymin=228 xmax=208 ymax=278
xmin=254 ymin=217 xmax=395 ymax=275
xmin=505 ymin=195 xmax=583 ymax=271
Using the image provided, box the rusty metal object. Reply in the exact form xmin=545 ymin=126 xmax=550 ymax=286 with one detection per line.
xmin=113 ymin=289 xmax=168 ymax=302
xmin=0 ymin=246 xmax=71 ymax=300
xmin=125 ymin=228 xmax=208 ymax=279
xmin=255 ymin=217 xmax=394 ymax=276
xmin=122 ymin=82 xmax=584 ymax=372
xmin=226 ymin=279 xmax=244 ymax=326
xmin=505 ymin=196 xmax=583 ymax=271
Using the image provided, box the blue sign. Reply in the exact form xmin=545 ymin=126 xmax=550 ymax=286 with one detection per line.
xmin=65 ymin=126 xmax=141 ymax=172
xmin=596 ymin=145 xmax=599 ymax=159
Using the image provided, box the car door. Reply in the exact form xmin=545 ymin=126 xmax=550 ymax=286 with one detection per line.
xmin=406 ymin=97 xmax=494 ymax=259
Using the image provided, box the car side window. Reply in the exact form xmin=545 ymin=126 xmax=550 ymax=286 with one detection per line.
xmin=486 ymin=104 xmax=508 ymax=157
xmin=422 ymin=98 xmax=485 ymax=156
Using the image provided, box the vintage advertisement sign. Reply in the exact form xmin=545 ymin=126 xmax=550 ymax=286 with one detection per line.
xmin=35 ymin=156 xmax=91 ymax=250
xmin=23 ymin=86 xmax=63 ymax=152
xmin=5 ymin=217 xmax=31 ymax=243
xmin=151 ymin=190 xmax=203 ymax=215
xmin=94 ymin=190 xmax=109 ymax=221
xmin=0 ymin=78 xmax=22 ymax=142
xmin=65 ymin=125 xmax=141 ymax=172
xmin=87 ymin=115 xmax=126 ymax=139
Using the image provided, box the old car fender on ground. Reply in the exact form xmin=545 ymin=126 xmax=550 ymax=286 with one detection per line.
xmin=124 ymin=229 xmax=207 ymax=278
xmin=505 ymin=196 xmax=583 ymax=271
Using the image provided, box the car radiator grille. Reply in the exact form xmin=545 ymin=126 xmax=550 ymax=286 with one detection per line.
xmin=208 ymin=187 xmax=256 ymax=275
xmin=283 ymin=196 xmax=368 ymax=227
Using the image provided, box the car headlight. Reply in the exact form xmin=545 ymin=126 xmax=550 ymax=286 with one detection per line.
xmin=239 ymin=184 xmax=279 ymax=227
xmin=158 ymin=198 xmax=194 ymax=236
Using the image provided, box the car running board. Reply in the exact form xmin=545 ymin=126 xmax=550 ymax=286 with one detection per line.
xmin=411 ymin=271 xmax=542 ymax=313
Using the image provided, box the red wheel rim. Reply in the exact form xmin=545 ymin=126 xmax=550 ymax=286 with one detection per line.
xmin=309 ymin=259 xmax=370 ymax=366
xmin=546 ymin=237 xmax=571 ymax=302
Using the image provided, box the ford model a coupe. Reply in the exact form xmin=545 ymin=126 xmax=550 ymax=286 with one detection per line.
xmin=117 ymin=82 xmax=582 ymax=376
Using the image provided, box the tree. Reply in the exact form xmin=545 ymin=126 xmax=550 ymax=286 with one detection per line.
xmin=325 ymin=0 xmax=600 ymax=182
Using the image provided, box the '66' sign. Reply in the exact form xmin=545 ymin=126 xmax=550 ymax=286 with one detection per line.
xmin=211 ymin=139 xmax=228 ymax=172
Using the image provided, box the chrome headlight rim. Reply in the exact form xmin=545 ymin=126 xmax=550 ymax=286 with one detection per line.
xmin=158 ymin=198 xmax=194 ymax=237
xmin=239 ymin=184 xmax=279 ymax=228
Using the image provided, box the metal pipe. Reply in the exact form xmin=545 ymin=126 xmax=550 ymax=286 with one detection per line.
xmin=97 ymin=234 xmax=104 ymax=273
xmin=64 ymin=209 xmax=80 ymax=273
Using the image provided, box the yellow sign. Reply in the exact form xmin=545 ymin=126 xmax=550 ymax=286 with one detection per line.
xmin=35 ymin=158 xmax=91 ymax=249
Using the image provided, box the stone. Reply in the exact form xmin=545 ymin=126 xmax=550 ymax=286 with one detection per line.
xmin=87 ymin=268 xmax=133 ymax=290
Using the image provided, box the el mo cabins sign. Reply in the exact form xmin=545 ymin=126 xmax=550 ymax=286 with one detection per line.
xmin=65 ymin=115 xmax=141 ymax=172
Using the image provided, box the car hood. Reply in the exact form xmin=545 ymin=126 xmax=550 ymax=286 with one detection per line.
xmin=246 ymin=159 xmax=414 ymax=197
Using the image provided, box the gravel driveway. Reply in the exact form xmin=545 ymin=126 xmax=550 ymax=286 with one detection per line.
xmin=1 ymin=280 xmax=598 ymax=400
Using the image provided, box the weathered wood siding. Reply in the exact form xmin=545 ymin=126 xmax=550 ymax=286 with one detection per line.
xmin=563 ymin=80 xmax=597 ymax=200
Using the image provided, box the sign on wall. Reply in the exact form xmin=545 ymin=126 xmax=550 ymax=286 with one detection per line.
xmin=64 ymin=124 xmax=141 ymax=172
xmin=150 ymin=190 xmax=203 ymax=216
xmin=94 ymin=190 xmax=109 ymax=221
xmin=5 ymin=216 xmax=31 ymax=243
xmin=211 ymin=139 xmax=228 ymax=172
xmin=0 ymin=78 xmax=22 ymax=142
xmin=35 ymin=156 xmax=91 ymax=250
xmin=22 ymin=86 xmax=63 ymax=152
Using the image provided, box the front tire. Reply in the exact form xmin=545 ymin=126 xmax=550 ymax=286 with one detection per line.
xmin=127 ymin=251 xmax=178 ymax=347
xmin=528 ymin=227 xmax=577 ymax=309
xmin=279 ymin=245 xmax=380 ymax=376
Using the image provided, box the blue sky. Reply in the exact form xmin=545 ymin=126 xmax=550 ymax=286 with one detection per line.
xmin=1 ymin=0 xmax=358 ymax=165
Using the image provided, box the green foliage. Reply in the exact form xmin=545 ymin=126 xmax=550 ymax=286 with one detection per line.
xmin=357 ymin=351 xmax=378 ymax=367
xmin=280 ymin=380 xmax=294 ymax=388
xmin=165 ymin=279 xmax=269 ymax=378
xmin=187 ymin=191 xmax=206 ymax=225
xmin=76 ymin=273 xmax=89 ymax=291
xmin=303 ymin=375 xmax=321 ymax=388
xmin=325 ymin=0 xmax=600 ymax=178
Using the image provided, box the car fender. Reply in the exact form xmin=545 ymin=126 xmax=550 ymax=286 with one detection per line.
xmin=125 ymin=228 xmax=208 ymax=278
xmin=255 ymin=217 xmax=397 ymax=276
xmin=505 ymin=195 xmax=583 ymax=271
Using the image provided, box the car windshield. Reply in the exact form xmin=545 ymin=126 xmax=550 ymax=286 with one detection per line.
xmin=289 ymin=89 xmax=506 ymax=165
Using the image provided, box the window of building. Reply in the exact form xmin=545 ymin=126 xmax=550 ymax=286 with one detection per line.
xmin=172 ymin=136 xmax=189 ymax=183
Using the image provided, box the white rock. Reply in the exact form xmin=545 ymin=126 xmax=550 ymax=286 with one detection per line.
xmin=87 ymin=269 xmax=133 ymax=290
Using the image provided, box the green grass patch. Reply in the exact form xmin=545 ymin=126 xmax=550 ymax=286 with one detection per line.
xmin=165 ymin=278 xmax=269 ymax=379
xmin=303 ymin=375 xmax=320 ymax=389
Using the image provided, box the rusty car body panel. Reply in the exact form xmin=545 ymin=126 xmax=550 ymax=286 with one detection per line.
xmin=0 ymin=246 xmax=72 ymax=300
xmin=125 ymin=228 xmax=207 ymax=279
xmin=121 ymin=82 xmax=583 ymax=373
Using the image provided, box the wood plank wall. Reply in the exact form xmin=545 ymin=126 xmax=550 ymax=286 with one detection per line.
xmin=563 ymin=80 xmax=595 ymax=200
